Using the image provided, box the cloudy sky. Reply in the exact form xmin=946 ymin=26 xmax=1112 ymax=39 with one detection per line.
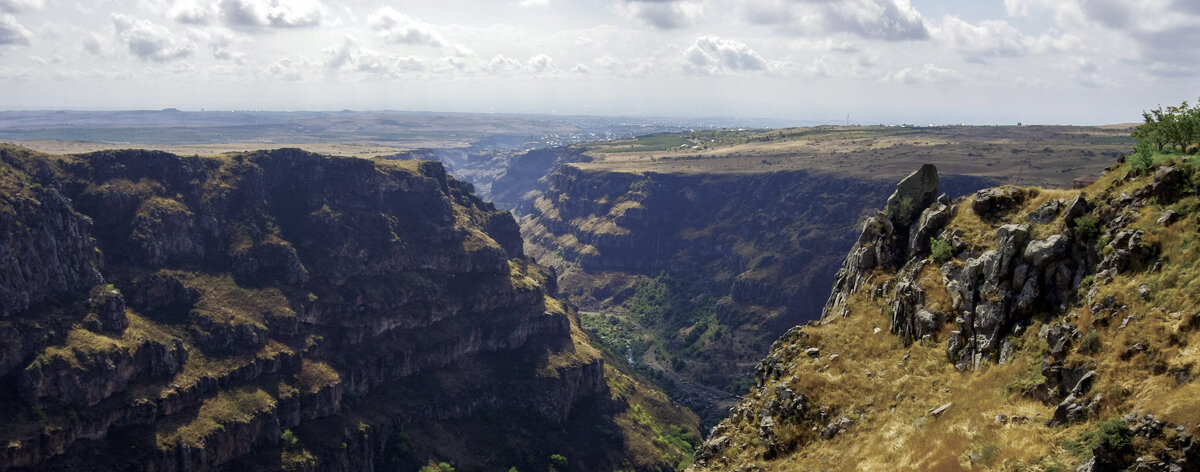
xmin=0 ymin=0 xmax=1197 ymax=124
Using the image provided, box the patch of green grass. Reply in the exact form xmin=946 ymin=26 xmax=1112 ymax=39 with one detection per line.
xmin=594 ymin=134 xmax=694 ymax=153
xmin=930 ymin=238 xmax=953 ymax=262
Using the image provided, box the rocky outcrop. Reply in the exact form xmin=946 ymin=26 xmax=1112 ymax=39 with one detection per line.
xmin=824 ymin=165 xmax=952 ymax=321
xmin=825 ymin=165 xmax=1097 ymax=368
xmin=884 ymin=163 xmax=939 ymax=228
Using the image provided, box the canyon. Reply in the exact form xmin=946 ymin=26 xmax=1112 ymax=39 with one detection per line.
xmin=0 ymin=145 xmax=697 ymax=472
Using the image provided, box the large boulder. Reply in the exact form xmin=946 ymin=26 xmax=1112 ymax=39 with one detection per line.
xmin=971 ymin=187 xmax=1027 ymax=220
xmin=1062 ymin=195 xmax=1089 ymax=224
xmin=884 ymin=164 xmax=939 ymax=228
xmin=1150 ymin=165 xmax=1187 ymax=203
xmin=1023 ymin=234 xmax=1069 ymax=268
xmin=1027 ymin=199 xmax=1062 ymax=224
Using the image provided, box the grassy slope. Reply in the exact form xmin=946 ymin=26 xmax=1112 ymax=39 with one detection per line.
xmin=693 ymin=152 xmax=1200 ymax=471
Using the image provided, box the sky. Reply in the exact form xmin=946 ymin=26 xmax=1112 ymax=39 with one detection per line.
xmin=0 ymin=0 xmax=1197 ymax=125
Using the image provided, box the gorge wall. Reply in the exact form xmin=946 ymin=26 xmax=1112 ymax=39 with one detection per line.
xmin=518 ymin=162 xmax=995 ymax=422
xmin=0 ymin=145 xmax=697 ymax=472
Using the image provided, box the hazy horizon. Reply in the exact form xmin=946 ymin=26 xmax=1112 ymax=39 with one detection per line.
xmin=1 ymin=0 xmax=1197 ymax=125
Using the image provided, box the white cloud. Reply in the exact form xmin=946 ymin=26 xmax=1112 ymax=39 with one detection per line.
xmin=265 ymin=57 xmax=307 ymax=80
xmin=518 ymin=0 xmax=550 ymax=6
xmin=936 ymin=15 xmax=1079 ymax=63
xmin=324 ymin=37 xmax=426 ymax=76
xmin=485 ymin=54 xmax=522 ymax=74
xmin=886 ymin=63 xmax=961 ymax=84
xmin=1006 ymin=0 xmax=1200 ymax=77
xmin=528 ymin=53 xmax=554 ymax=73
xmin=218 ymin=0 xmax=324 ymax=29
xmin=0 ymin=13 xmax=30 ymax=45
xmin=684 ymin=35 xmax=768 ymax=74
xmin=210 ymin=32 xmax=245 ymax=63
xmin=112 ymin=14 xmax=193 ymax=62
xmin=741 ymin=0 xmax=929 ymax=41
xmin=0 ymin=65 xmax=34 ymax=79
xmin=435 ymin=56 xmax=466 ymax=72
xmin=0 ymin=0 xmax=41 ymax=13
xmin=170 ymin=1 xmax=216 ymax=25
xmin=367 ymin=7 xmax=445 ymax=47
xmin=82 ymin=33 xmax=102 ymax=55
xmin=616 ymin=0 xmax=704 ymax=30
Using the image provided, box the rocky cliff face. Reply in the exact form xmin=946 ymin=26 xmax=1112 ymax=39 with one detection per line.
xmin=0 ymin=145 xmax=696 ymax=472
xmin=693 ymin=156 xmax=1200 ymax=471
xmin=521 ymin=163 xmax=995 ymax=422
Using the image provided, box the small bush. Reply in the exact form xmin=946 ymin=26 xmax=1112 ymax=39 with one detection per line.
xmin=930 ymin=238 xmax=953 ymax=262
xmin=1094 ymin=419 xmax=1133 ymax=451
xmin=549 ymin=454 xmax=568 ymax=470
xmin=1074 ymin=215 xmax=1101 ymax=240
xmin=1078 ymin=331 xmax=1101 ymax=354
xmin=1062 ymin=419 xmax=1133 ymax=460
xmin=281 ymin=429 xmax=298 ymax=448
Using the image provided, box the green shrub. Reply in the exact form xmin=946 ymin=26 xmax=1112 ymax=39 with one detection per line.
xmin=549 ymin=454 xmax=568 ymax=470
xmin=930 ymin=238 xmax=953 ymax=262
xmin=1074 ymin=215 xmax=1101 ymax=240
xmin=1094 ymin=419 xmax=1133 ymax=451
xmin=1062 ymin=419 xmax=1133 ymax=460
xmin=1078 ymin=331 xmax=1100 ymax=354
xmin=281 ymin=429 xmax=298 ymax=448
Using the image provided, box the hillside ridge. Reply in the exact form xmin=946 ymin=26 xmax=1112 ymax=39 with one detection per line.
xmin=692 ymin=151 xmax=1200 ymax=471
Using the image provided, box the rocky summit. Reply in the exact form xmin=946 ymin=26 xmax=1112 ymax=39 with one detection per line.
xmin=0 ymin=145 xmax=698 ymax=472
xmin=693 ymin=153 xmax=1200 ymax=471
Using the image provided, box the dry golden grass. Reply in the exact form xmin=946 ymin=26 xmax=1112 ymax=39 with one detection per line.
xmin=178 ymin=272 xmax=294 ymax=328
xmin=296 ymin=360 xmax=340 ymax=394
xmin=31 ymin=311 xmax=180 ymax=370
xmin=155 ymin=387 xmax=276 ymax=449
xmin=697 ymin=156 xmax=1200 ymax=471
xmin=156 ymin=340 xmax=294 ymax=397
